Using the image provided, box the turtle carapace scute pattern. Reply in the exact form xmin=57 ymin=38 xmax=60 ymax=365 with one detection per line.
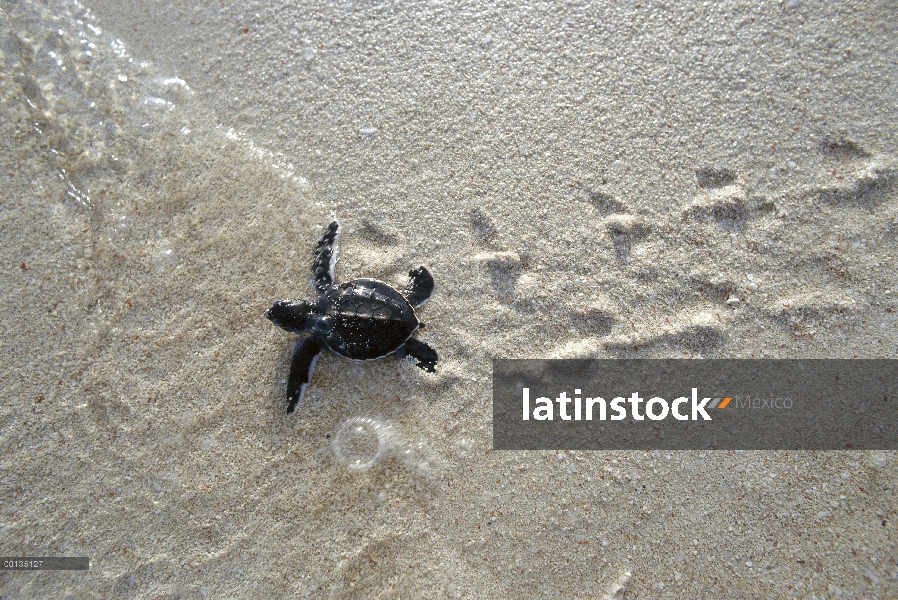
xmin=265 ymin=221 xmax=438 ymax=413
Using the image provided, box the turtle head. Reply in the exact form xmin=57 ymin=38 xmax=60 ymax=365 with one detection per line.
xmin=264 ymin=300 xmax=317 ymax=333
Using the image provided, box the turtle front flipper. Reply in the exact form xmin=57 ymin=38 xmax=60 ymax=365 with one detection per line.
xmin=396 ymin=337 xmax=438 ymax=372
xmin=311 ymin=221 xmax=340 ymax=294
xmin=286 ymin=336 xmax=324 ymax=413
xmin=403 ymin=266 xmax=435 ymax=307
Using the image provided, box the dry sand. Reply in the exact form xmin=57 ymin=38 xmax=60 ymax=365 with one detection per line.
xmin=2 ymin=0 xmax=897 ymax=597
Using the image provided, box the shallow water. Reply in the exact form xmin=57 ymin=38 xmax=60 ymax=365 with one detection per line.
xmin=2 ymin=0 xmax=897 ymax=597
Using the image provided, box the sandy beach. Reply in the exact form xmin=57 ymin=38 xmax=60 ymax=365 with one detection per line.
xmin=2 ymin=0 xmax=897 ymax=597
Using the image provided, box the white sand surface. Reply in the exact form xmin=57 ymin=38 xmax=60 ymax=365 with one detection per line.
xmin=2 ymin=0 xmax=897 ymax=597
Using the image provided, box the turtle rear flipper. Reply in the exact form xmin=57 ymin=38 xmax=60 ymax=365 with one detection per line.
xmin=396 ymin=337 xmax=438 ymax=372
xmin=403 ymin=266 xmax=435 ymax=307
xmin=286 ymin=336 xmax=323 ymax=413
xmin=311 ymin=221 xmax=340 ymax=294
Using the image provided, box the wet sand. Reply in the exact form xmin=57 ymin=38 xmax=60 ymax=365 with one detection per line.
xmin=2 ymin=0 xmax=897 ymax=597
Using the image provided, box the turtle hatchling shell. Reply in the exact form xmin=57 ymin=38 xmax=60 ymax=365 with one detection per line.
xmin=322 ymin=279 xmax=419 ymax=360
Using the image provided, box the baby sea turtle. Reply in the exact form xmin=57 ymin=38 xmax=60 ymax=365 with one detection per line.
xmin=265 ymin=221 xmax=438 ymax=413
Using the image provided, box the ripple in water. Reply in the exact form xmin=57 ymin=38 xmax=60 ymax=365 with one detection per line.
xmin=1 ymin=0 xmax=195 ymax=213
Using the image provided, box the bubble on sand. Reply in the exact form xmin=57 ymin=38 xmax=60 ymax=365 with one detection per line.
xmin=332 ymin=416 xmax=435 ymax=475
xmin=332 ymin=417 xmax=396 ymax=471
